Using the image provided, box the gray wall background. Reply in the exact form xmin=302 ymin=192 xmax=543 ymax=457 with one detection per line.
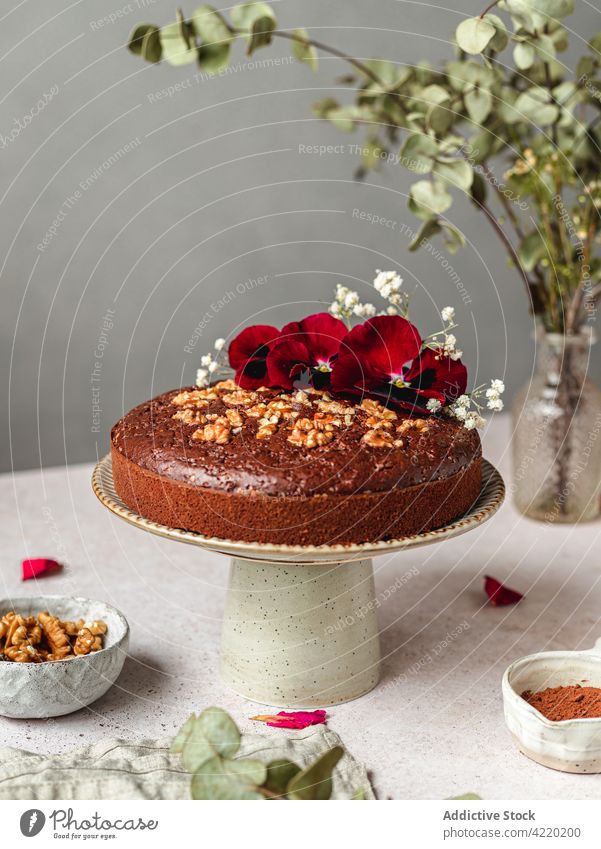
xmin=1 ymin=0 xmax=599 ymax=472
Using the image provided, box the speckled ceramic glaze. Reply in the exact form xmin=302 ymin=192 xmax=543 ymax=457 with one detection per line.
xmin=0 ymin=596 xmax=129 ymax=719
xmin=503 ymin=638 xmax=601 ymax=773
xmin=220 ymin=557 xmax=380 ymax=707
xmin=93 ymin=454 xmax=504 ymax=706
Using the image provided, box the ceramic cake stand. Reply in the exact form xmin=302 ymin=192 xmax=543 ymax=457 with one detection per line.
xmin=92 ymin=456 xmax=504 ymax=708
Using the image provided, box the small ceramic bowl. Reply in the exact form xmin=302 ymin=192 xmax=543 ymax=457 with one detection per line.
xmin=0 ymin=596 xmax=129 ymax=719
xmin=502 ymin=638 xmax=601 ymax=773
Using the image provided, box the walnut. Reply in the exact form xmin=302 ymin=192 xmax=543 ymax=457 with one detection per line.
xmin=256 ymin=423 xmax=277 ymax=439
xmin=10 ymin=624 xmax=28 ymax=646
xmin=87 ymin=620 xmax=108 ymax=637
xmin=396 ymin=418 xmax=430 ymax=434
xmin=268 ymin=398 xmax=294 ymax=413
xmin=362 ymin=429 xmax=395 ymax=448
xmin=313 ymin=413 xmax=342 ymax=431
xmin=73 ymin=628 xmax=96 ymax=656
xmin=364 ymin=415 xmax=393 ymax=430
xmin=246 ymin=403 xmax=268 ymax=418
xmin=4 ymin=644 xmax=41 ymax=663
xmin=288 ymin=428 xmax=333 ymax=448
xmin=171 ymin=390 xmax=210 ymax=408
xmin=38 ymin=612 xmax=71 ymax=660
xmin=294 ymin=390 xmax=311 ymax=405
xmin=191 ymin=422 xmax=231 ymax=444
xmin=306 ymin=430 xmax=334 ymax=448
xmin=222 ymin=390 xmax=257 ymax=406
xmin=172 ymin=409 xmax=207 ymax=426
xmin=225 ymin=409 xmax=243 ymax=427
xmin=213 ymin=379 xmax=237 ymax=391
xmin=4 ymin=614 xmax=25 ymax=647
xmin=61 ymin=619 xmax=85 ymax=636
xmin=317 ymin=399 xmax=348 ymax=415
xmin=360 ymin=399 xmax=397 ymax=421
xmin=294 ymin=417 xmax=315 ymax=432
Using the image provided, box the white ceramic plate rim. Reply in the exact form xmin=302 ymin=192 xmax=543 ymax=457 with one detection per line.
xmin=0 ymin=594 xmax=129 ymax=667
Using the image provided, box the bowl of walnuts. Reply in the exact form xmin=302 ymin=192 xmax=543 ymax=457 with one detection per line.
xmin=0 ymin=595 xmax=129 ymax=718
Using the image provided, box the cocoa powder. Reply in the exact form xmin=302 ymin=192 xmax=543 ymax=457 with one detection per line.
xmin=522 ymin=685 xmax=601 ymax=721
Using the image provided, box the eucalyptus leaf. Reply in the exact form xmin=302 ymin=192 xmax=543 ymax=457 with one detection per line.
xmin=170 ymin=714 xmax=197 ymax=754
xmin=264 ymin=759 xmax=301 ymax=796
xmin=590 ymin=32 xmax=601 ymax=55
xmin=247 ymin=15 xmax=276 ymax=55
xmin=446 ymin=61 xmax=494 ymax=93
xmin=399 ymin=134 xmax=438 ymax=173
xmin=191 ymin=5 xmax=232 ymax=44
xmin=182 ymin=707 xmax=241 ymax=772
xmin=292 ymin=28 xmax=318 ymax=71
xmin=515 ymin=88 xmax=559 ymax=124
xmin=440 ymin=220 xmax=466 ymax=253
xmin=160 ymin=22 xmax=197 ymax=66
xmin=312 ymin=97 xmax=339 ymax=118
xmin=409 ymin=218 xmax=442 ymax=251
xmin=427 ymin=103 xmax=455 ymax=136
xmin=128 ymin=24 xmax=161 ymax=63
xmin=470 ymin=171 xmax=488 ymax=206
xmin=514 ymin=42 xmax=536 ymax=70
xmin=484 ymin=14 xmax=508 ymax=53
xmin=518 ymin=230 xmax=547 ymax=271
xmin=197 ymin=42 xmax=230 ymax=72
xmin=433 ymin=158 xmax=473 ymax=191
xmin=455 ymin=17 xmax=496 ymax=55
xmin=530 ymin=0 xmax=574 ymax=19
xmin=465 ymin=87 xmax=492 ymax=124
xmin=286 ymin=746 xmax=344 ymax=800
xmin=231 ymin=2 xmax=276 ymax=40
xmin=409 ymin=180 xmax=452 ymax=218
xmin=449 ymin=792 xmax=482 ymax=800
xmin=420 ymin=84 xmax=450 ymax=105
xmin=191 ymin=756 xmax=267 ymax=800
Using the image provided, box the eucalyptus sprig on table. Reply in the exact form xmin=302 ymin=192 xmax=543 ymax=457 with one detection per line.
xmin=130 ymin=1 xmax=601 ymax=334
xmin=171 ymin=707 xmax=353 ymax=799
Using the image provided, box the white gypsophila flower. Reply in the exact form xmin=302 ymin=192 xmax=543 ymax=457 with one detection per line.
xmin=214 ymin=338 xmax=226 ymax=351
xmin=426 ymin=398 xmax=442 ymax=412
xmin=196 ymin=368 xmax=209 ymax=387
xmin=200 ymin=354 xmax=213 ymax=367
xmin=464 ymin=411 xmax=486 ymax=430
xmin=374 ymin=269 xmax=403 ymax=295
xmin=441 ymin=306 xmax=455 ymax=323
xmin=336 ymin=284 xmax=349 ymax=300
xmin=386 ymin=305 xmax=398 ymax=315
xmin=449 ymin=349 xmax=463 ymax=361
xmin=330 ymin=300 xmax=342 ymax=316
xmin=344 ymin=291 xmax=360 ymax=309
xmin=354 ymin=302 xmax=376 ymax=318
xmin=456 ymin=395 xmax=471 ymax=408
xmin=487 ymin=397 xmax=504 ymax=411
xmin=208 ymin=361 xmax=218 ymax=373
xmin=490 ymin=378 xmax=505 ymax=394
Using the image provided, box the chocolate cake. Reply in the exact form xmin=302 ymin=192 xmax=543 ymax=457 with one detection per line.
xmin=111 ymin=380 xmax=481 ymax=546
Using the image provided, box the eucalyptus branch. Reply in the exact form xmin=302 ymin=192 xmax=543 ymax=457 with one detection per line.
xmin=481 ymin=162 xmax=526 ymax=241
xmin=479 ymin=199 xmax=542 ymax=313
xmin=267 ymin=29 xmax=384 ymax=85
xmin=479 ymin=0 xmax=501 ymax=18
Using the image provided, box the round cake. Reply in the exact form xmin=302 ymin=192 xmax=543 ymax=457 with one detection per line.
xmin=111 ymin=379 xmax=481 ymax=546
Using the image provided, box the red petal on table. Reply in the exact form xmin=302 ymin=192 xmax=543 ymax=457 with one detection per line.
xmin=484 ymin=575 xmax=523 ymax=606
xmin=21 ymin=558 xmax=63 ymax=581
xmin=250 ymin=709 xmax=327 ymax=729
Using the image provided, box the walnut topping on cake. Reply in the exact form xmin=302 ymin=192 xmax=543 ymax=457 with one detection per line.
xmin=168 ymin=380 xmax=439 ymax=450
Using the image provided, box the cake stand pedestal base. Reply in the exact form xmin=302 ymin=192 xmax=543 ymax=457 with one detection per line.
xmin=93 ymin=456 xmax=504 ymax=709
xmin=220 ymin=557 xmax=380 ymax=707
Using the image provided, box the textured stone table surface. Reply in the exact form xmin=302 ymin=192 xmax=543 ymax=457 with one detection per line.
xmin=1 ymin=415 xmax=600 ymax=800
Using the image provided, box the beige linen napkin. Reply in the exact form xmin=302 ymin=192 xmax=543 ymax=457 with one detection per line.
xmin=0 ymin=726 xmax=373 ymax=800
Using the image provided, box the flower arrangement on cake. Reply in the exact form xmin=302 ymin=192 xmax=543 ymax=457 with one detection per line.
xmin=194 ymin=269 xmax=505 ymax=431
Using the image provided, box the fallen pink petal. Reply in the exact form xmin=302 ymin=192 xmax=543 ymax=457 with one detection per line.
xmin=484 ymin=575 xmax=523 ymax=607
xmin=21 ymin=558 xmax=63 ymax=581
xmin=250 ymin=709 xmax=327 ymax=729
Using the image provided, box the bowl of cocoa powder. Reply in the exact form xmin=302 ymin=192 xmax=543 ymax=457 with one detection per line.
xmin=502 ymin=638 xmax=601 ymax=773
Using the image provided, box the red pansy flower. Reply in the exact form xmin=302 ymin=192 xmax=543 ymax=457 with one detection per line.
xmin=228 ymin=324 xmax=280 ymax=389
xmin=331 ymin=315 xmax=467 ymax=412
xmin=266 ymin=313 xmax=348 ymax=390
